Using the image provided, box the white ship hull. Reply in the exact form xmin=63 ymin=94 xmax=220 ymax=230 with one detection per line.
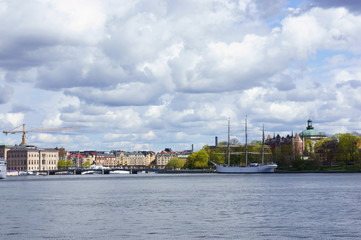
xmin=215 ymin=163 xmax=277 ymax=173
xmin=0 ymin=158 xmax=6 ymax=179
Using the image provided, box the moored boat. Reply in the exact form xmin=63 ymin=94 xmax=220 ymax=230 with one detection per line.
xmin=81 ymin=170 xmax=100 ymax=175
xmin=109 ymin=170 xmax=130 ymax=174
xmin=0 ymin=157 xmax=7 ymax=179
xmin=214 ymin=117 xmax=277 ymax=173
xmin=90 ymin=165 xmax=110 ymax=170
xmin=215 ymin=162 xmax=278 ymax=173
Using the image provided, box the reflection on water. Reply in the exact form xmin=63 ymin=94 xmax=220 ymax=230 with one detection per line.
xmin=1 ymin=173 xmax=361 ymax=239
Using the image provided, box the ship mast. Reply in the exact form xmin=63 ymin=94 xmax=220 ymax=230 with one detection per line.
xmin=262 ymin=124 xmax=265 ymax=165
xmin=245 ymin=116 xmax=248 ymax=166
xmin=227 ymin=118 xmax=231 ymax=166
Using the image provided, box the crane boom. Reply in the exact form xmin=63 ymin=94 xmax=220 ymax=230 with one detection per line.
xmin=3 ymin=124 xmax=80 ymax=146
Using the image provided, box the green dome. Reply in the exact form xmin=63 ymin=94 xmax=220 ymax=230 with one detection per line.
xmin=300 ymin=129 xmax=321 ymax=136
xmin=299 ymin=119 xmax=325 ymax=137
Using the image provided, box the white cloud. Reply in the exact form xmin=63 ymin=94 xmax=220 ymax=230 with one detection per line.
xmin=1 ymin=1 xmax=361 ymax=151
xmin=0 ymin=113 xmax=24 ymax=128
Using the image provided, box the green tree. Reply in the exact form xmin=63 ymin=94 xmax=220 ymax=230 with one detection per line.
xmin=335 ymin=133 xmax=360 ymax=165
xmin=58 ymin=159 xmax=67 ymax=169
xmin=58 ymin=159 xmax=74 ymax=169
xmin=165 ymin=157 xmax=185 ymax=170
xmin=247 ymin=142 xmax=263 ymax=163
xmin=303 ymin=139 xmax=313 ymax=156
xmin=314 ymin=138 xmax=337 ymax=166
xmin=83 ymin=160 xmax=92 ymax=169
xmin=274 ymin=144 xmax=293 ymax=168
xmin=203 ymin=145 xmax=225 ymax=164
xmin=66 ymin=160 xmax=74 ymax=168
xmin=184 ymin=150 xmax=209 ymax=169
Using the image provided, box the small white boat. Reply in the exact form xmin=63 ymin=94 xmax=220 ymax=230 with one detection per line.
xmin=90 ymin=165 xmax=110 ymax=170
xmin=0 ymin=158 xmax=6 ymax=179
xmin=109 ymin=170 xmax=130 ymax=174
xmin=18 ymin=171 xmax=35 ymax=176
xmin=81 ymin=170 xmax=100 ymax=175
xmin=6 ymin=170 xmax=19 ymax=176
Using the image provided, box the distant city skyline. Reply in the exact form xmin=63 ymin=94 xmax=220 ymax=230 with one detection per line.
xmin=0 ymin=0 xmax=360 ymax=152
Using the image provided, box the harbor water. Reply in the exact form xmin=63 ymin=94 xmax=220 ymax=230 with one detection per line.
xmin=1 ymin=173 xmax=361 ymax=239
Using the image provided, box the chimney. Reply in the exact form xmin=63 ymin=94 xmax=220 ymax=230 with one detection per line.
xmin=215 ymin=136 xmax=218 ymax=146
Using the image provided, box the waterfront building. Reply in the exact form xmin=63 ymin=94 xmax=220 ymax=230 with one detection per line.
xmin=67 ymin=152 xmax=87 ymax=168
xmin=95 ymin=153 xmax=116 ymax=167
xmin=83 ymin=154 xmax=96 ymax=166
xmin=265 ymin=133 xmax=303 ymax=160
xmin=67 ymin=151 xmax=97 ymax=167
xmin=115 ymin=151 xmax=128 ymax=166
xmin=265 ymin=119 xmax=326 ymax=156
xmin=156 ymin=152 xmax=177 ymax=168
xmin=299 ymin=119 xmax=327 ymax=157
xmin=56 ymin=147 xmax=68 ymax=160
xmin=0 ymin=144 xmax=13 ymax=160
xmin=7 ymin=145 xmax=59 ymax=171
xmin=299 ymin=119 xmax=327 ymax=142
xmin=115 ymin=151 xmax=155 ymax=167
xmin=156 ymin=149 xmax=191 ymax=169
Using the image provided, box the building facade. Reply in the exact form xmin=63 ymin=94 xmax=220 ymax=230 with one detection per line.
xmin=0 ymin=145 xmax=13 ymax=160
xmin=7 ymin=146 xmax=59 ymax=171
xmin=95 ymin=153 xmax=116 ymax=167
xmin=115 ymin=151 xmax=155 ymax=167
xmin=156 ymin=149 xmax=191 ymax=168
xmin=265 ymin=133 xmax=303 ymax=158
xmin=299 ymin=119 xmax=327 ymax=143
xmin=156 ymin=152 xmax=177 ymax=168
xmin=264 ymin=119 xmax=328 ymax=165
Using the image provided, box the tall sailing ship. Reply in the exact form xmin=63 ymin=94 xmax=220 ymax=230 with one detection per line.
xmin=0 ymin=157 xmax=6 ymax=179
xmin=213 ymin=118 xmax=277 ymax=173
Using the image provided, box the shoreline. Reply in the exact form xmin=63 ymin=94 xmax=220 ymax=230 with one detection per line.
xmin=4 ymin=168 xmax=361 ymax=177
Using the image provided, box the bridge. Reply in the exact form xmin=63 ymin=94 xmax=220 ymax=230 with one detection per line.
xmin=34 ymin=168 xmax=215 ymax=175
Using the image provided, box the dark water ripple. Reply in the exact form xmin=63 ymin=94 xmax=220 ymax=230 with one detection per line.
xmin=1 ymin=173 xmax=361 ymax=239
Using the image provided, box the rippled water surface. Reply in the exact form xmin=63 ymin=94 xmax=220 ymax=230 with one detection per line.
xmin=1 ymin=173 xmax=361 ymax=239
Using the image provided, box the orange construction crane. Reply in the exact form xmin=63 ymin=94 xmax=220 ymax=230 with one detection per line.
xmin=3 ymin=124 xmax=80 ymax=146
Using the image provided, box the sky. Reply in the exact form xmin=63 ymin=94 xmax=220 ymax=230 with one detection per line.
xmin=0 ymin=0 xmax=361 ymax=152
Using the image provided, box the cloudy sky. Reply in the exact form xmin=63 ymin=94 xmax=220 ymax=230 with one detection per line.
xmin=0 ymin=0 xmax=360 ymax=152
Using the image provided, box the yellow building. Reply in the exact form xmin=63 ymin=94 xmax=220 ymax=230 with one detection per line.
xmin=116 ymin=151 xmax=155 ymax=167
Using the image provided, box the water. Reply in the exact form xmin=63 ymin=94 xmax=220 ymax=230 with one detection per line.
xmin=1 ymin=173 xmax=361 ymax=239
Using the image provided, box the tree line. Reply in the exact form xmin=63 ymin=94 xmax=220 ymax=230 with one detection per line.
xmin=165 ymin=139 xmax=270 ymax=169
xmin=258 ymin=133 xmax=361 ymax=170
xmin=165 ymin=133 xmax=361 ymax=170
xmin=58 ymin=132 xmax=361 ymax=170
